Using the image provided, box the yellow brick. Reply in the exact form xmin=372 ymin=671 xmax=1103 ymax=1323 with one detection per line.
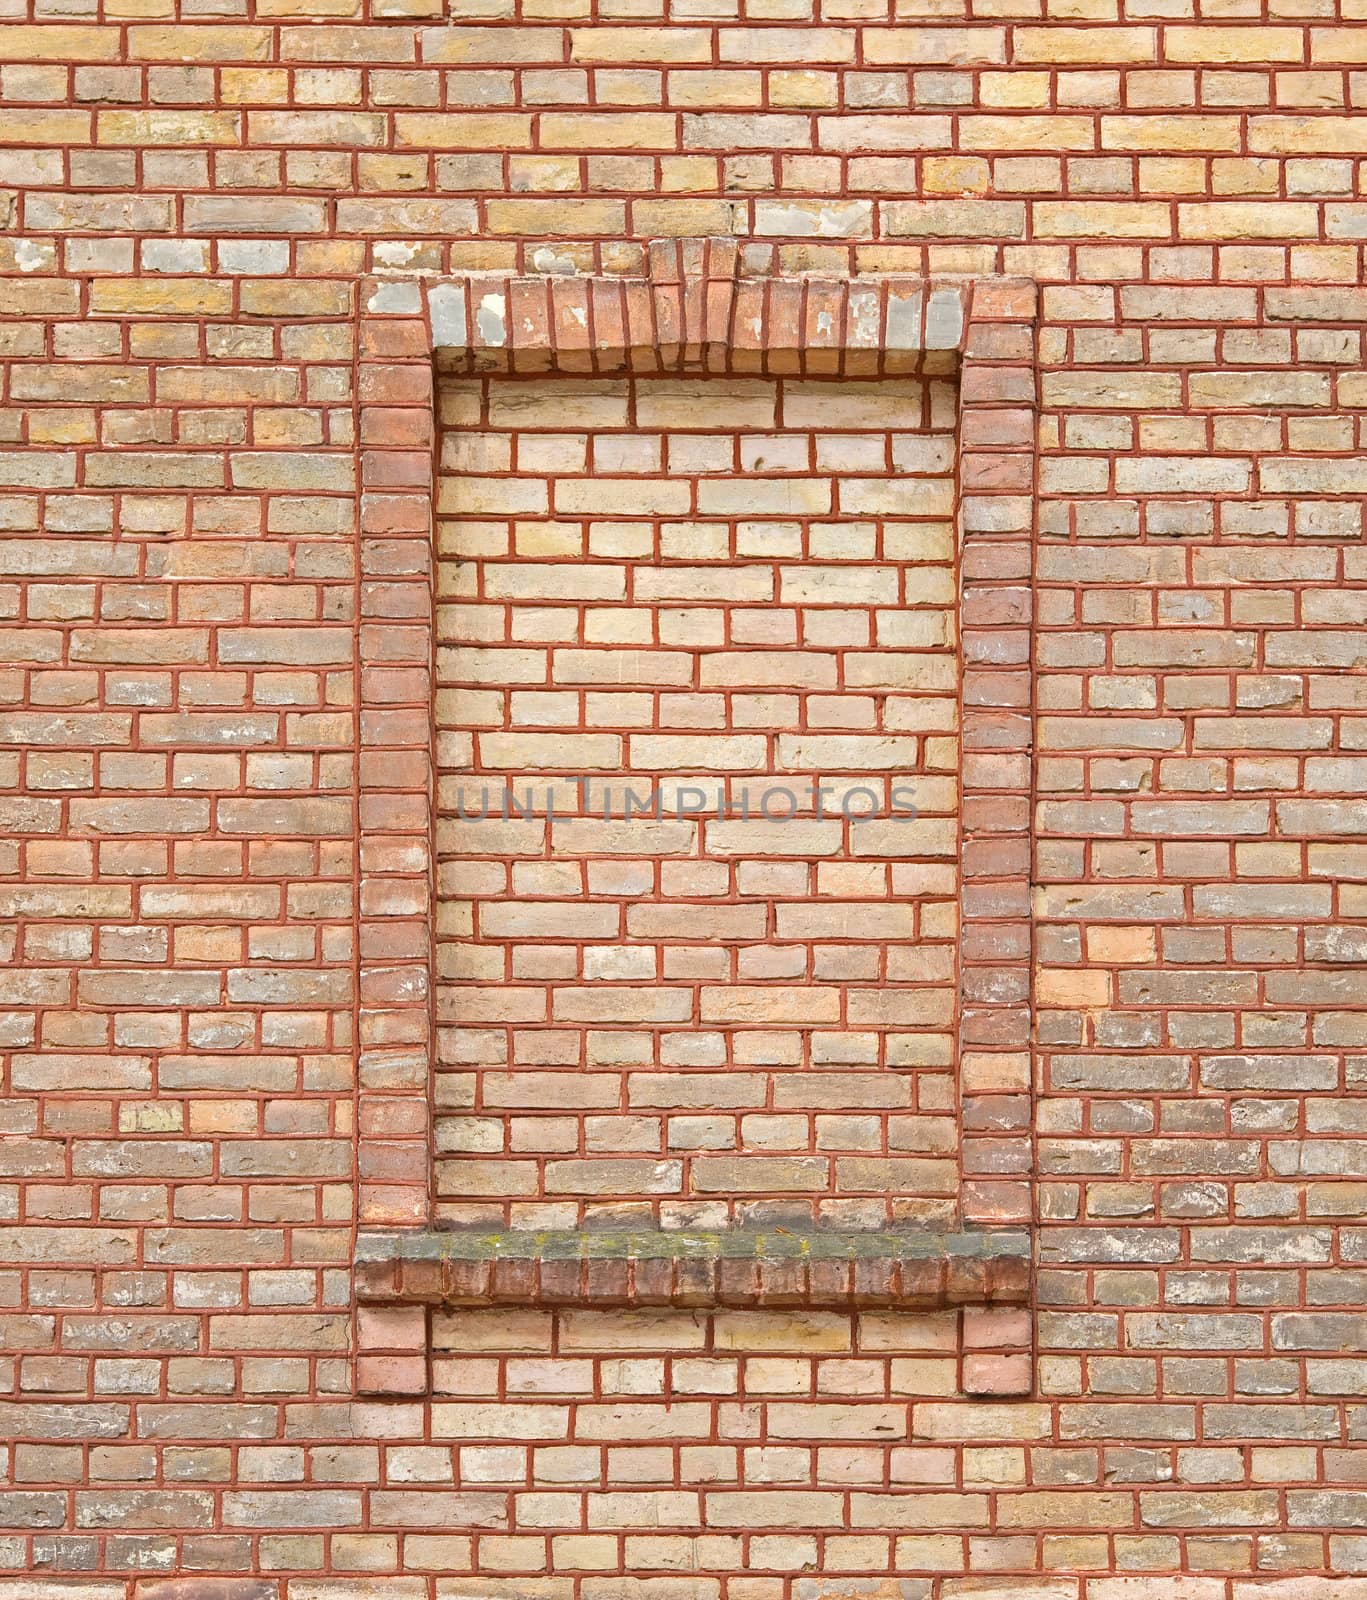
xmin=336 ymin=197 xmax=477 ymax=233
xmin=1086 ymin=927 xmax=1158 ymax=964
xmin=998 ymin=1493 xmax=1133 ymax=1529
xmin=596 ymin=70 xmax=670 ymax=110
xmin=257 ymin=0 xmax=359 ymax=15
xmin=1179 ymin=202 xmax=1320 ymax=239
xmin=107 ymin=0 xmax=176 ymax=17
xmin=89 ymin=280 xmax=234 ymax=317
xmin=861 ymin=26 xmax=1005 ymax=64
xmin=716 ymin=1313 xmax=850 ymax=1352
xmin=0 ymin=110 xmax=91 ymax=144
xmin=1211 ymin=158 xmax=1281 ymax=197
xmin=1251 ymin=116 xmax=1367 ymax=154
xmin=1311 ymin=26 xmax=1367 ymax=63
xmin=717 ymin=27 xmax=854 ymax=63
xmin=419 ymin=25 xmax=562 ymax=62
xmin=486 ymin=199 xmax=627 ymax=234
xmin=979 ymin=71 xmax=1052 ymax=109
xmin=278 ymin=24 xmax=416 ymax=59
xmin=1138 ymin=156 xmax=1208 ymax=195
xmin=632 ymin=199 xmax=740 ymax=235
xmin=769 ymin=71 xmax=839 ymax=109
xmin=959 ymin=116 xmax=1096 ymax=151
xmin=1101 ymin=115 xmax=1241 ymax=152
xmin=1165 ymin=25 xmax=1305 ymax=62
xmin=98 ymin=111 xmax=241 ymax=146
xmin=0 ymin=279 xmax=78 ymax=320
xmin=239 ymin=281 xmax=352 ymax=316
xmin=508 ymin=156 xmax=581 ymax=192
xmin=28 ymin=411 xmax=96 ymax=445
xmin=395 ymin=114 xmax=536 ymax=149
xmin=3 ymin=25 xmax=121 ymax=58
xmin=658 ymin=157 xmax=719 ymax=192
xmin=540 ymin=113 xmax=677 ymax=149
xmin=1275 ymin=71 xmax=1346 ymax=111
xmin=1033 ymin=201 xmax=1172 ymax=238
xmin=667 ymin=71 xmax=764 ymax=109
xmin=525 ymin=0 xmax=590 ymax=19
xmin=357 ymin=153 xmax=430 ymax=191
xmin=127 ymin=24 xmax=273 ymax=58
xmin=219 ymin=68 xmax=290 ymax=102
xmin=570 ymin=26 xmax=712 ymax=61
xmin=885 ymin=199 xmax=1025 ymax=239
xmin=922 ymin=157 xmax=991 ymax=196
xmin=1013 ymin=26 xmax=1156 ymax=64
xmin=1290 ymin=245 xmax=1359 ymax=281
xmin=247 ymin=110 xmax=386 ymax=146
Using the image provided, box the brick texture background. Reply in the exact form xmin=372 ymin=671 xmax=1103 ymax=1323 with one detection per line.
xmin=2 ymin=7 xmax=1367 ymax=1599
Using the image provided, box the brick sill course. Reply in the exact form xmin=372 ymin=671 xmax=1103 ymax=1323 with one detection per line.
xmin=354 ymin=1227 xmax=1031 ymax=1311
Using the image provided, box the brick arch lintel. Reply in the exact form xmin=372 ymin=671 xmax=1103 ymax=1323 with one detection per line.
xmin=377 ymin=239 xmax=974 ymax=378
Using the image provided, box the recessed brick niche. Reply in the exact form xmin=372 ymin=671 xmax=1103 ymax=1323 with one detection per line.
xmin=352 ymin=241 xmax=1036 ymax=1397
xmin=432 ymin=368 xmax=960 ymax=1223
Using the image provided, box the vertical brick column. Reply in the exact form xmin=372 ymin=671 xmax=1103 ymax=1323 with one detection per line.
xmin=957 ymin=279 xmax=1038 ymax=1232
xmin=356 ymin=281 xmax=439 ymax=1233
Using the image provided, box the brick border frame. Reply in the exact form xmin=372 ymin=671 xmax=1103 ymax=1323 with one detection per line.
xmin=353 ymin=238 xmax=1037 ymax=1291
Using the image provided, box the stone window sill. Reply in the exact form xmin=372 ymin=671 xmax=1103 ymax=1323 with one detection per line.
xmin=354 ymin=1227 xmax=1030 ymax=1313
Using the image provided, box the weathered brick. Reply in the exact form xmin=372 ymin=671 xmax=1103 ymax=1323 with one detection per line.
xmin=0 ymin=12 xmax=1362 ymax=1596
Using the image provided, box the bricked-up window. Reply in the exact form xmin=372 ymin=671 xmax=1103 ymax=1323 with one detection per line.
xmin=354 ymin=262 xmax=1034 ymax=1398
xmin=432 ymin=371 xmax=964 ymax=1229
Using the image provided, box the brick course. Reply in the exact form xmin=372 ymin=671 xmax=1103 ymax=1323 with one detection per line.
xmin=1 ymin=7 xmax=1366 ymax=1598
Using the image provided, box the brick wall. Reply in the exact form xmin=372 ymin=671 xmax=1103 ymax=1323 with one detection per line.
xmin=2 ymin=8 xmax=1366 ymax=1599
